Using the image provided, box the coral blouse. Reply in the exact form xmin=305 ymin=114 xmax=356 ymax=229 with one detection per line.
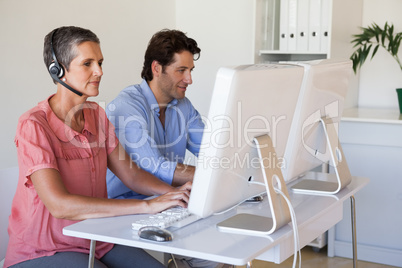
xmin=4 ymin=96 xmax=118 ymax=267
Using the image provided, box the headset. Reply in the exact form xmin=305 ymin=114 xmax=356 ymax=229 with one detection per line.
xmin=48 ymin=29 xmax=83 ymax=96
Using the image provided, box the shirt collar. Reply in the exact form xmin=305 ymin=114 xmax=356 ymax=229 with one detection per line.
xmin=40 ymin=95 xmax=97 ymax=142
xmin=140 ymin=79 xmax=179 ymax=113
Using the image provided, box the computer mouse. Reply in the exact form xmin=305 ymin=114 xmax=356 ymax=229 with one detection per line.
xmin=138 ymin=226 xmax=173 ymax=242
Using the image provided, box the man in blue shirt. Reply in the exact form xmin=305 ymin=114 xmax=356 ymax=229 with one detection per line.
xmin=106 ymin=29 xmax=204 ymax=200
xmin=106 ymin=29 xmax=230 ymax=268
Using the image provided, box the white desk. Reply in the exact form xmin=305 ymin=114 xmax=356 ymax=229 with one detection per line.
xmin=63 ymin=176 xmax=368 ymax=267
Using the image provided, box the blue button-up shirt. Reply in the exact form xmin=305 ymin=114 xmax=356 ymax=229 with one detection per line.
xmin=106 ymin=79 xmax=204 ymax=199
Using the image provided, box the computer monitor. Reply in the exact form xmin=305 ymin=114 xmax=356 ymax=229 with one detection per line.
xmin=282 ymin=59 xmax=353 ymax=194
xmin=188 ymin=63 xmax=305 ymax=235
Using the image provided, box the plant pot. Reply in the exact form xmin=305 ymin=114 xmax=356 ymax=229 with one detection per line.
xmin=397 ymin=88 xmax=402 ymax=114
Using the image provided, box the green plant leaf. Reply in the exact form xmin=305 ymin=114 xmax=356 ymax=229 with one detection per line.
xmin=350 ymin=53 xmax=359 ymax=73
xmin=381 ymin=29 xmax=386 ymax=45
xmin=372 ymin=45 xmax=379 ymax=58
xmin=350 ymin=21 xmax=402 ymax=73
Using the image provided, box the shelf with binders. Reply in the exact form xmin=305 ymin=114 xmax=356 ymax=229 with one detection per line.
xmin=257 ymin=50 xmax=328 ymax=62
xmin=255 ymin=0 xmax=331 ymax=63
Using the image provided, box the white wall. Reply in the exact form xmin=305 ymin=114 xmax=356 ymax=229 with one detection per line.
xmin=1 ymin=0 xmax=401 ymax=169
xmin=177 ymin=0 xmax=402 ymax=112
xmin=330 ymin=0 xmax=363 ymax=109
xmin=176 ymin=0 xmax=255 ymax=117
xmin=358 ymin=0 xmax=402 ymax=108
xmin=0 ymin=0 xmax=176 ymax=169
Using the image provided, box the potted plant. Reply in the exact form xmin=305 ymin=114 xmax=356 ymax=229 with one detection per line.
xmin=350 ymin=22 xmax=402 ymax=113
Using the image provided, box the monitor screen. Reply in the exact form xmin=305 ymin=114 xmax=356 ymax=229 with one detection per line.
xmin=188 ymin=63 xmax=305 ymax=219
xmin=282 ymin=59 xmax=353 ymax=194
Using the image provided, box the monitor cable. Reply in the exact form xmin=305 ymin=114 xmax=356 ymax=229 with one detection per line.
xmin=169 ymin=254 xmax=178 ymax=268
xmin=274 ymin=186 xmax=301 ymax=268
xmin=211 ymin=192 xmax=266 ymax=216
xmin=249 ymin=181 xmax=302 ymax=268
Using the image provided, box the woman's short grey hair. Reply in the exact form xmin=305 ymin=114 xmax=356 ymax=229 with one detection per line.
xmin=43 ymin=26 xmax=100 ymax=84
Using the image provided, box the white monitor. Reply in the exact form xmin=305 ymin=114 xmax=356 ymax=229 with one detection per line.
xmin=188 ymin=63 xmax=305 ymax=234
xmin=282 ymin=59 xmax=353 ymax=194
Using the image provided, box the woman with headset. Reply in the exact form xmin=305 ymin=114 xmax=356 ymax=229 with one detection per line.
xmin=4 ymin=26 xmax=191 ymax=268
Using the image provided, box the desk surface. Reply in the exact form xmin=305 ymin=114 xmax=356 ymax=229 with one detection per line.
xmin=342 ymin=107 xmax=402 ymax=124
xmin=63 ymin=176 xmax=368 ymax=266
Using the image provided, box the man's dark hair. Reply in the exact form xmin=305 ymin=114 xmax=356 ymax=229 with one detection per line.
xmin=141 ymin=29 xmax=201 ymax=81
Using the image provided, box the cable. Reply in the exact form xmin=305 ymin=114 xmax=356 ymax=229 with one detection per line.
xmin=274 ymin=187 xmax=301 ymax=268
xmin=211 ymin=192 xmax=266 ymax=216
xmin=170 ymin=253 xmax=178 ymax=268
xmin=249 ymin=181 xmax=301 ymax=268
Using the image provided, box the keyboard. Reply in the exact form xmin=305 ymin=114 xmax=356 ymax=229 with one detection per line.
xmin=131 ymin=207 xmax=200 ymax=230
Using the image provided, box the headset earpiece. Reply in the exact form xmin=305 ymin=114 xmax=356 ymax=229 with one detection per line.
xmin=48 ymin=62 xmax=64 ymax=78
xmin=47 ymin=28 xmax=83 ymax=96
xmin=49 ymin=29 xmax=65 ymax=79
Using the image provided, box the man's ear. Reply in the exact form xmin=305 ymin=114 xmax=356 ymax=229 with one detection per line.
xmin=151 ymin=60 xmax=162 ymax=77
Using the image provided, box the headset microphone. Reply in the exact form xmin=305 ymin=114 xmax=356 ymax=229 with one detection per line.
xmin=48 ymin=29 xmax=83 ymax=97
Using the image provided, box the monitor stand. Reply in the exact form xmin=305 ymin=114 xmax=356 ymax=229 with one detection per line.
xmin=291 ymin=117 xmax=352 ymax=195
xmin=217 ymin=134 xmax=291 ymax=236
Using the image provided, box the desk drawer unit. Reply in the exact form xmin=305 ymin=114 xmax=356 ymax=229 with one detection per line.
xmin=328 ymin=109 xmax=402 ymax=267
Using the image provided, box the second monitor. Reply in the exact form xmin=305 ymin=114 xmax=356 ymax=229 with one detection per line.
xmin=282 ymin=59 xmax=353 ymax=194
